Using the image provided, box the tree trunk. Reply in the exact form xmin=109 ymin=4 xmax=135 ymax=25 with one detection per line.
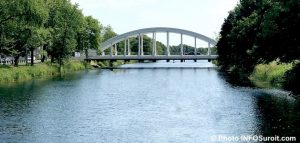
xmin=85 ymin=48 xmax=88 ymax=59
xmin=59 ymin=56 xmax=63 ymax=75
xmin=14 ymin=55 xmax=20 ymax=67
xmin=41 ymin=55 xmax=45 ymax=63
xmin=41 ymin=45 xmax=46 ymax=63
xmin=25 ymin=48 xmax=28 ymax=66
xmin=30 ymin=48 xmax=34 ymax=66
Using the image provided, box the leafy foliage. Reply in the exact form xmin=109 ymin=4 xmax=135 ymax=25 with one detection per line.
xmin=217 ymin=0 xmax=299 ymax=93
xmin=0 ymin=0 xmax=103 ymax=67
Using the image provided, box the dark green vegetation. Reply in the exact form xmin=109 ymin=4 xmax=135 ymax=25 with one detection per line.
xmin=0 ymin=61 xmax=88 ymax=83
xmin=0 ymin=0 xmax=116 ymax=67
xmin=217 ymin=0 xmax=299 ymax=94
xmin=250 ymin=62 xmax=293 ymax=88
xmin=0 ymin=0 xmax=118 ymax=83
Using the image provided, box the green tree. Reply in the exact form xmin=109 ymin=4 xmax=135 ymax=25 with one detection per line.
xmin=217 ymin=0 xmax=300 ymax=93
xmin=254 ymin=0 xmax=299 ymax=63
xmin=102 ymin=25 xmax=117 ymax=42
xmin=102 ymin=25 xmax=117 ymax=54
xmin=217 ymin=0 xmax=262 ymax=76
xmin=76 ymin=16 xmax=102 ymax=58
xmin=27 ymin=27 xmax=51 ymax=65
xmin=0 ymin=0 xmax=48 ymax=66
xmin=45 ymin=0 xmax=85 ymax=70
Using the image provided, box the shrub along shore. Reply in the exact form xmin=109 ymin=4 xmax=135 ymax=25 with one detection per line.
xmin=249 ymin=61 xmax=300 ymax=95
xmin=0 ymin=61 xmax=89 ymax=83
xmin=0 ymin=60 xmax=135 ymax=84
xmin=250 ymin=61 xmax=293 ymax=88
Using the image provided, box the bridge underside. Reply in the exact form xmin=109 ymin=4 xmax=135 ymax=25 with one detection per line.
xmin=86 ymin=55 xmax=218 ymax=61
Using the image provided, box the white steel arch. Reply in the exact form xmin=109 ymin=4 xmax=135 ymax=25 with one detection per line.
xmin=101 ymin=27 xmax=217 ymax=50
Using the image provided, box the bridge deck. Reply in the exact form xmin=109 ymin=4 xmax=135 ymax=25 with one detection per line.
xmin=87 ymin=55 xmax=218 ymax=60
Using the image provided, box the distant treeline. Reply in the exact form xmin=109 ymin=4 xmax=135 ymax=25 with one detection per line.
xmin=217 ymin=0 xmax=299 ymax=94
xmin=170 ymin=45 xmax=217 ymax=55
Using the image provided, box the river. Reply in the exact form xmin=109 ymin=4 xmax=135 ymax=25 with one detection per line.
xmin=0 ymin=61 xmax=298 ymax=142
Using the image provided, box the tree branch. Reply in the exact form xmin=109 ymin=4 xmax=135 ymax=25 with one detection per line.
xmin=0 ymin=13 xmax=27 ymax=24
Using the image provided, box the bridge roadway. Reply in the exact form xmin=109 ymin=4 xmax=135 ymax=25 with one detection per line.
xmin=86 ymin=55 xmax=218 ymax=61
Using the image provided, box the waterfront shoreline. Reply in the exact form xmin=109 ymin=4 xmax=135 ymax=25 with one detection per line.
xmin=0 ymin=61 xmax=90 ymax=84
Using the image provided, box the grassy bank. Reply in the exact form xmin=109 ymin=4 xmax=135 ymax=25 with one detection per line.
xmin=249 ymin=61 xmax=293 ymax=88
xmin=0 ymin=61 xmax=89 ymax=83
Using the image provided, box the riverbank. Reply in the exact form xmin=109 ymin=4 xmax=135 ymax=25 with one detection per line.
xmin=250 ymin=62 xmax=293 ymax=88
xmin=218 ymin=60 xmax=299 ymax=96
xmin=249 ymin=61 xmax=300 ymax=97
xmin=0 ymin=61 xmax=90 ymax=83
xmin=0 ymin=59 xmax=139 ymax=84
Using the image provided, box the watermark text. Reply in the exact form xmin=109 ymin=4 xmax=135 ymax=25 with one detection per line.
xmin=210 ymin=135 xmax=296 ymax=142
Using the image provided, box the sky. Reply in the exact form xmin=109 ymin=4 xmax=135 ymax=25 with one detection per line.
xmin=70 ymin=0 xmax=239 ymax=47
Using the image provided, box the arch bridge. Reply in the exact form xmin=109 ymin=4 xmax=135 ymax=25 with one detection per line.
xmin=87 ymin=27 xmax=218 ymax=62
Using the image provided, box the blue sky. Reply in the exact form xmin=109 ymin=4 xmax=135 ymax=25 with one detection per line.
xmin=71 ymin=0 xmax=239 ymax=47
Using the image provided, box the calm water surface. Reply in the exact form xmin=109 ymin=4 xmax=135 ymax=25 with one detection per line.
xmin=0 ymin=61 xmax=299 ymax=142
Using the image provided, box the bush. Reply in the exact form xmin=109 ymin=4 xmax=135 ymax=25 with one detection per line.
xmin=250 ymin=61 xmax=293 ymax=88
xmin=62 ymin=61 xmax=86 ymax=74
xmin=0 ymin=61 xmax=88 ymax=83
xmin=98 ymin=61 xmax=109 ymax=67
xmin=283 ymin=63 xmax=300 ymax=95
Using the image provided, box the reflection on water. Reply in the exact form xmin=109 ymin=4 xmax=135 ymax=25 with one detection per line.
xmin=255 ymin=94 xmax=299 ymax=136
xmin=0 ymin=61 xmax=298 ymax=142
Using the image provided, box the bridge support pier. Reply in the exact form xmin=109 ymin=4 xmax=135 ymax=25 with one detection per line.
xmin=127 ymin=39 xmax=131 ymax=55
xmin=141 ymin=35 xmax=144 ymax=55
xmin=124 ymin=40 xmax=127 ymax=56
xmin=110 ymin=45 xmax=113 ymax=57
xmin=138 ymin=34 xmax=144 ymax=56
xmin=166 ymin=32 xmax=170 ymax=56
xmin=181 ymin=33 xmax=183 ymax=56
xmin=194 ymin=37 xmax=197 ymax=56
xmin=208 ymin=43 xmax=211 ymax=56
xmin=114 ymin=44 xmax=118 ymax=55
xmin=152 ymin=32 xmax=156 ymax=56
